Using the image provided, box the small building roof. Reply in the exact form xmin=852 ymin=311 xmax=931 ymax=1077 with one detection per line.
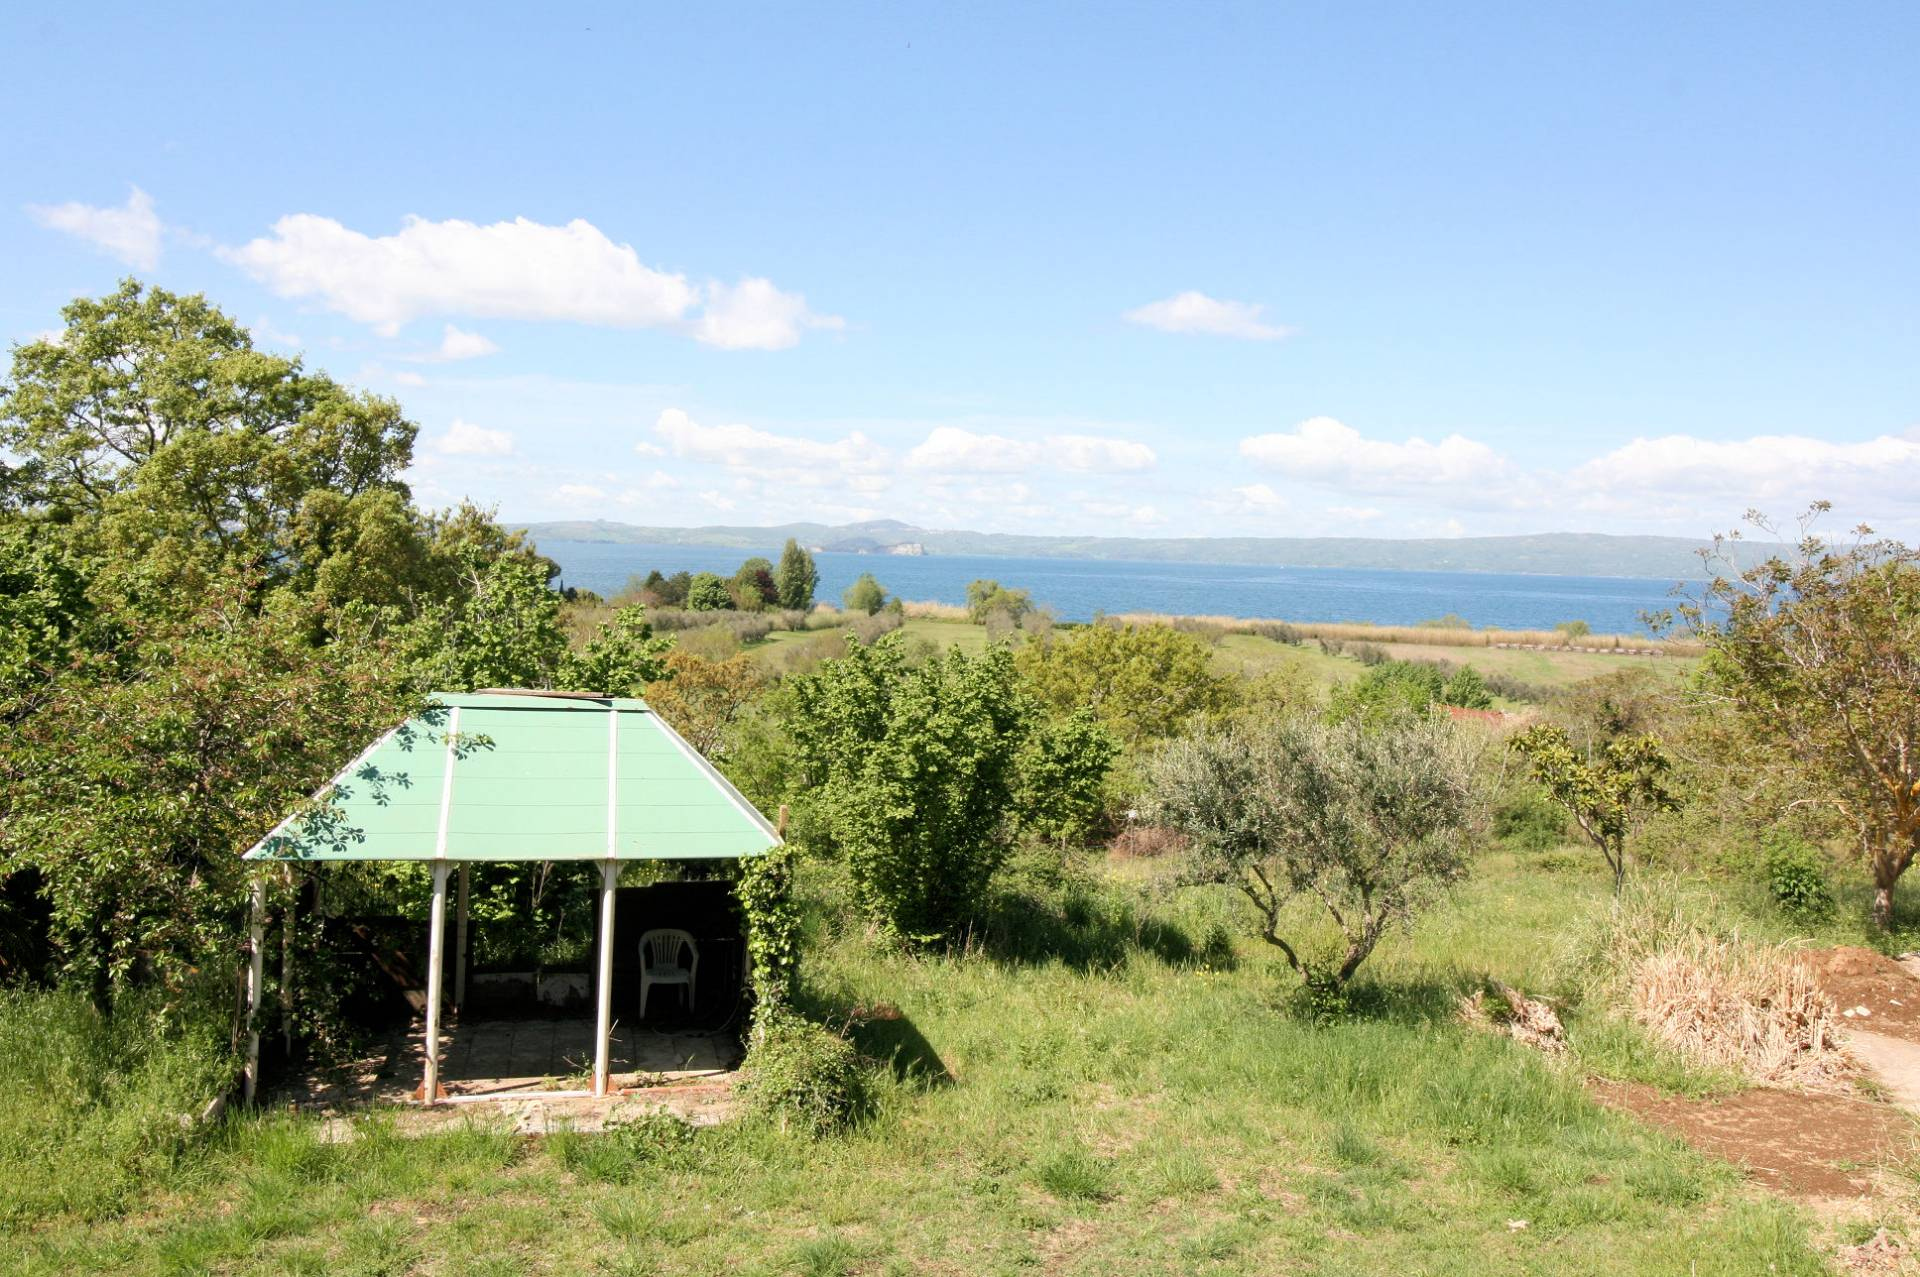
xmin=244 ymin=691 xmax=781 ymax=862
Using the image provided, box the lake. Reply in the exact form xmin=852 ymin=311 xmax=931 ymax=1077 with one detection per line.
xmin=539 ymin=540 xmax=1694 ymax=634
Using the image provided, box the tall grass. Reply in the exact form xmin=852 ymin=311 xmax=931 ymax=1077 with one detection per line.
xmin=0 ymin=986 xmax=233 ymax=1225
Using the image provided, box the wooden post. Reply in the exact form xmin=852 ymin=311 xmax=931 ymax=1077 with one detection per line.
xmin=422 ymin=861 xmax=450 ymax=1105
xmin=454 ymin=864 xmax=471 ymax=1014
xmin=244 ymin=875 xmax=267 ymax=1105
xmin=593 ymin=859 xmax=617 ymax=1097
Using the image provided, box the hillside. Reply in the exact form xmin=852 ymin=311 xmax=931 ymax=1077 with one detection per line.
xmin=515 ymin=519 xmax=1776 ymax=579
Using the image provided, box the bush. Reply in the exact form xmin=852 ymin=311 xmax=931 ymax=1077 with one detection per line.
xmin=1555 ymin=619 xmax=1592 ymax=639
xmin=1245 ymin=620 xmax=1303 ymax=645
xmin=1761 ymin=832 xmax=1835 ymax=923
xmin=741 ymin=1011 xmax=868 ymax=1136
xmin=1492 ymin=790 xmax=1569 ymax=851
xmin=686 ymin=572 xmax=733 ymax=611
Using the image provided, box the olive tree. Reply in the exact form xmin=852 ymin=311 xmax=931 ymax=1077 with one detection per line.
xmin=1679 ymin=508 xmax=1920 ymax=928
xmin=1148 ymin=714 xmax=1480 ymax=992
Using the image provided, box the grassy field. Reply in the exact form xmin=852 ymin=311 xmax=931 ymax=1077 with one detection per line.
xmin=748 ymin=615 xmax=1689 ymax=696
xmin=3 ymin=848 xmax=1877 ymax=1276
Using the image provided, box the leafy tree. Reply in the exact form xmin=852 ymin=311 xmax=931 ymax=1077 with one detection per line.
xmin=1441 ymin=666 xmax=1494 ymax=710
xmin=1016 ymin=622 xmax=1232 ymax=747
xmin=557 ymin=604 xmax=673 ymax=696
xmin=0 ymin=281 xmax=416 ymax=598
xmin=775 ymin=538 xmax=818 ymax=611
xmin=1149 ymin=714 xmax=1479 ymax=994
xmin=0 ymin=585 xmax=413 ymax=1003
xmin=1016 ymin=709 xmax=1118 ymax=846
xmin=410 ymin=556 xmax=568 ymax=691
xmin=642 ymin=648 xmax=770 ymax=756
xmin=0 ymin=519 xmax=96 ymax=717
xmin=1511 ymin=724 xmax=1673 ymax=893
xmin=731 ymin=557 xmax=779 ymax=611
xmin=1555 ymin=619 xmax=1592 ymax=638
xmin=966 ymin=578 xmax=1033 ymax=626
xmin=1679 ymin=510 xmax=1920 ymax=927
xmin=785 ymin=634 xmax=1030 ymax=941
xmin=842 ymin=572 xmax=887 ymax=616
xmin=686 ymin=571 xmax=733 ymax=612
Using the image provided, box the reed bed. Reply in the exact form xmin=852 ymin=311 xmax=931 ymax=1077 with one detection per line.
xmin=1106 ymin=613 xmax=1700 ymax=655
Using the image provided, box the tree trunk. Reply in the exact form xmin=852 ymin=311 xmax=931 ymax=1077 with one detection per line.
xmin=1874 ymin=879 xmax=1897 ymax=930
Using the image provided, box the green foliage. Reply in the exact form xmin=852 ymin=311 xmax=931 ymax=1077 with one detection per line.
xmin=1330 ymin=657 xmax=1496 ymax=721
xmin=1493 ymin=789 xmax=1571 ymax=851
xmin=1556 ymin=619 xmax=1593 ymax=638
xmin=1441 ymin=665 xmax=1494 ymax=709
xmin=786 ymin=635 xmax=1031 ymax=941
xmin=1017 ymin=621 xmax=1232 ymax=747
xmin=411 ymin=555 xmax=568 ymax=691
xmin=0 ymin=518 xmax=95 ymax=711
xmin=1148 ymin=714 xmax=1480 ymax=989
xmin=737 ymin=844 xmax=802 ymax=1027
xmin=1513 ymin=724 xmax=1676 ymax=893
xmin=555 ymin=604 xmax=672 ymax=696
xmin=775 ymin=538 xmax=819 ymax=611
xmin=685 ymin=571 xmax=733 ymax=612
xmin=841 ymin=572 xmax=887 ymax=615
xmin=1682 ymin=511 xmax=1920 ymax=927
xmin=1761 ymin=832 xmax=1835 ymax=923
xmin=741 ymin=1009 xmax=868 ymax=1136
xmin=1015 ymin=708 xmax=1119 ymax=846
xmin=965 ymin=578 xmax=1033 ymax=626
xmin=730 ymin=556 xmax=778 ymax=610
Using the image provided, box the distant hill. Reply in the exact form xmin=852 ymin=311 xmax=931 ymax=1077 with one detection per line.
xmin=514 ymin=518 xmax=1774 ymax=580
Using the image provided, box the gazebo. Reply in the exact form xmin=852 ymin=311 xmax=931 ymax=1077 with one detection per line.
xmin=240 ymin=690 xmax=782 ymax=1105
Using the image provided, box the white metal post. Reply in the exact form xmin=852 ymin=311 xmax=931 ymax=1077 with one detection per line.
xmin=593 ymin=859 xmax=617 ymax=1097
xmin=454 ymin=865 xmax=471 ymax=1014
xmin=422 ymin=862 xmax=450 ymax=1105
xmin=244 ymin=875 xmax=267 ymax=1105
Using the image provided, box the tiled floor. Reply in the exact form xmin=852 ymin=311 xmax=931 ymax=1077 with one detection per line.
xmin=282 ymin=1017 xmax=741 ymax=1110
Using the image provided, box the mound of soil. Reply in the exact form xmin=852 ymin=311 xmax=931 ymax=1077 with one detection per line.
xmin=1591 ymin=1080 xmax=1919 ymax=1200
xmin=1807 ymin=947 xmax=1920 ymax=1044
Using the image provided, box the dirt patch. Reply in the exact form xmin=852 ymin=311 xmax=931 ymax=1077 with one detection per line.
xmin=1809 ymin=948 xmax=1920 ymax=1044
xmin=1591 ymin=1080 xmax=1919 ymax=1200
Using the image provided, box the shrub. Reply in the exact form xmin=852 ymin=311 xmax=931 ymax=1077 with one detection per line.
xmin=741 ymin=1010 xmax=868 ymax=1136
xmin=842 ymin=573 xmax=887 ymax=615
xmin=1492 ymin=790 xmax=1569 ymax=851
xmin=1245 ymin=620 xmax=1303 ymax=645
xmin=1761 ymin=832 xmax=1835 ymax=923
xmin=1555 ymin=619 xmax=1592 ymax=639
xmin=686 ymin=572 xmax=733 ymax=611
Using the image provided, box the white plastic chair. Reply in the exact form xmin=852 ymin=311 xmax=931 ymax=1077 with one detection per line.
xmin=638 ymin=928 xmax=699 ymax=1019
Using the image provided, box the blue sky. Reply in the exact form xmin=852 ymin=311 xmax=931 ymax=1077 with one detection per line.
xmin=6 ymin=2 xmax=1917 ymax=540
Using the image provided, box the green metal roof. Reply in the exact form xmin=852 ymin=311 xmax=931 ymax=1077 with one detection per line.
xmin=244 ymin=691 xmax=781 ymax=862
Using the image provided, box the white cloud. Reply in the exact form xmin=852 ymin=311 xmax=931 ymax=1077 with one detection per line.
xmin=432 ymin=419 xmax=514 ymax=457
xmin=633 ymin=441 xmax=667 ymax=458
xmin=224 ymin=212 xmax=838 ymax=348
xmin=392 ymin=370 xmax=428 ymax=387
xmin=692 ymin=276 xmax=844 ymax=351
xmin=1232 ymin=483 xmax=1288 ymax=513
xmin=697 ymin=489 xmax=739 ymax=513
xmin=1239 ymin=417 xmax=1510 ymax=490
xmin=28 ymin=186 xmax=163 ymax=270
xmin=1081 ymin=499 xmax=1167 ymax=527
xmin=653 ymin=408 xmax=888 ymax=482
xmin=554 ymin=483 xmax=606 ymax=504
xmin=906 ymin=426 xmax=1157 ymax=474
xmin=405 ymin=323 xmax=500 ymax=363
xmin=1572 ymin=432 xmax=1920 ymax=507
xmin=1123 ymin=290 xmax=1296 ymax=341
xmin=617 ymin=471 xmax=681 ymax=499
xmin=1328 ymin=505 xmax=1383 ymax=522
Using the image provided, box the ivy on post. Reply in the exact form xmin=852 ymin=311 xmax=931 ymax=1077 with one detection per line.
xmin=736 ymin=816 xmax=800 ymax=1046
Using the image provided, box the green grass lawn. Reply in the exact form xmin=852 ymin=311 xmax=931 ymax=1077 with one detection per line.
xmin=3 ymin=851 xmax=1847 ymax=1276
